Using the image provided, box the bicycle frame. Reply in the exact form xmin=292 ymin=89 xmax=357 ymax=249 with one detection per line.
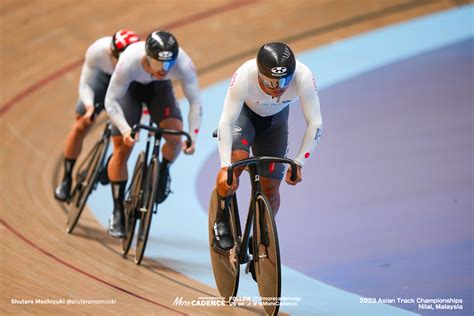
xmin=131 ymin=119 xmax=192 ymax=209
xmin=66 ymin=121 xmax=112 ymax=233
xmin=224 ymin=157 xmax=297 ymax=264
xmin=73 ymin=122 xmax=111 ymax=187
xmin=125 ymin=120 xmax=192 ymax=263
xmin=138 ymin=118 xmax=157 ymax=210
xmin=229 ymin=164 xmax=258 ymax=265
xmin=209 ymin=151 xmax=298 ymax=314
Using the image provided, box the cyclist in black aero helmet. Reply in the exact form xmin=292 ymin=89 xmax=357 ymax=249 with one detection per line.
xmin=213 ymin=42 xmax=323 ymax=250
xmin=257 ymin=42 xmax=296 ymax=98
xmin=145 ymin=31 xmax=179 ymax=78
xmin=104 ymin=30 xmax=202 ymax=238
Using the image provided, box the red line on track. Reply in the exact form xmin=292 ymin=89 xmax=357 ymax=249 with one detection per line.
xmin=0 ymin=60 xmax=83 ymax=116
xmin=0 ymin=0 xmax=256 ymax=117
xmin=0 ymin=218 xmax=188 ymax=315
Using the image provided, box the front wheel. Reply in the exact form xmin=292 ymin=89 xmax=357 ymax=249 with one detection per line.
xmin=134 ymin=157 xmax=159 ymax=265
xmin=122 ymin=152 xmax=145 ymax=256
xmin=253 ymin=193 xmax=281 ymax=316
xmin=208 ymin=188 xmax=240 ymax=304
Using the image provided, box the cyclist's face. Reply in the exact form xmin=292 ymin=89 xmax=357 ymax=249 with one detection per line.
xmin=258 ymin=73 xmax=292 ymax=97
xmin=146 ymin=56 xmax=176 ymax=77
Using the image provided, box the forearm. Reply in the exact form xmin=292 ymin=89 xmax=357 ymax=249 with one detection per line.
xmin=217 ymin=121 xmax=233 ymax=167
xmin=78 ymin=65 xmax=95 ymax=107
xmin=79 ymin=86 xmax=94 ymax=108
xmin=294 ymin=122 xmax=322 ymax=166
xmin=105 ymin=98 xmax=130 ymax=135
xmin=187 ymin=102 xmax=202 ymax=142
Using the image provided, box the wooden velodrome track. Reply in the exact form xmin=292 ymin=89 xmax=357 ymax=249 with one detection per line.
xmin=0 ymin=0 xmax=468 ymax=315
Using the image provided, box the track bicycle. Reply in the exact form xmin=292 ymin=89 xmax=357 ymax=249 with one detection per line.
xmin=208 ymin=148 xmax=297 ymax=315
xmin=122 ymin=119 xmax=192 ymax=265
xmin=66 ymin=121 xmax=112 ymax=233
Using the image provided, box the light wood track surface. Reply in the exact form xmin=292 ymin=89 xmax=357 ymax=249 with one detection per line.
xmin=0 ymin=0 xmax=467 ymax=314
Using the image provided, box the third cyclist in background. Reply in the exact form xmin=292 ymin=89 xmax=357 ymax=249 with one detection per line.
xmin=54 ymin=30 xmax=140 ymax=201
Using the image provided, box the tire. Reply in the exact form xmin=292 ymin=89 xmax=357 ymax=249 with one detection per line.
xmin=208 ymin=188 xmax=240 ymax=304
xmin=253 ymin=193 xmax=281 ymax=316
xmin=66 ymin=140 xmax=106 ymax=234
xmin=134 ymin=157 xmax=159 ymax=265
xmin=122 ymin=152 xmax=145 ymax=256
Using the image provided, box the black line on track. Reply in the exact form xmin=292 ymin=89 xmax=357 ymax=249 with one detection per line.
xmin=198 ymin=0 xmax=441 ymax=75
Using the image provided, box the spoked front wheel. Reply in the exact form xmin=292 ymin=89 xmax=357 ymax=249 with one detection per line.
xmin=208 ymin=188 xmax=240 ymax=304
xmin=66 ymin=140 xmax=106 ymax=234
xmin=134 ymin=157 xmax=159 ymax=265
xmin=122 ymin=152 xmax=145 ymax=256
xmin=253 ymin=193 xmax=281 ymax=316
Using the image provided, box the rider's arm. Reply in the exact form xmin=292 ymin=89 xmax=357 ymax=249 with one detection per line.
xmin=179 ymin=60 xmax=202 ymax=143
xmin=217 ymin=71 xmax=246 ymax=167
xmin=78 ymin=45 xmax=99 ymax=108
xmin=105 ymin=60 xmax=133 ymax=135
xmin=294 ymin=66 xmax=323 ymax=166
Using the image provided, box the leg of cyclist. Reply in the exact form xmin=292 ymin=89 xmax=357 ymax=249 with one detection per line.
xmin=107 ymin=135 xmax=134 ymax=238
xmin=216 ymin=104 xmax=256 ymax=198
xmin=252 ymin=105 xmax=289 ymax=216
xmin=54 ymin=71 xmax=111 ymax=202
xmin=260 ymin=177 xmax=282 ymax=215
xmin=146 ymin=80 xmax=183 ymax=204
xmin=156 ymin=118 xmax=182 ymax=203
xmin=214 ymin=105 xmax=255 ymax=250
xmin=107 ymin=85 xmax=142 ymax=238
xmin=54 ymin=108 xmax=94 ymax=201
xmin=248 ymin=106 xmax=288 ymax=281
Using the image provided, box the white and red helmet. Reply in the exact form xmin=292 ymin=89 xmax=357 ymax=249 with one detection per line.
xmin=111 ymin=29 xmax=140 ymax=58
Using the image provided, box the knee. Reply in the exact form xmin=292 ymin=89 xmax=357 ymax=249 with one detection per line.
xmin=115 ymin=147 xmax=131 ymax=162
xmin=262 ymin=185 xmax=280 ymax=202
xmin=112 ymin=140 xmax=131 ymax=162
xmin=233 ymin=166 xmax=245 ymax=178
xmin=231 ymin=150 xmax=249 ymax=177
xmin=231 ymin=150 xmax=249 ymax=162
xmin=165 ymin=135 xmax=181 ymax=148
xmin=74 ymin=117 xmax=93 ymax=134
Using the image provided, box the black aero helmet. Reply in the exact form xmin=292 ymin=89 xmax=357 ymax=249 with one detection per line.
xmin=257 ymin=42 xmax=295 ymax=80
xmin=145 ymin=31 xmax=179 ymax=62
